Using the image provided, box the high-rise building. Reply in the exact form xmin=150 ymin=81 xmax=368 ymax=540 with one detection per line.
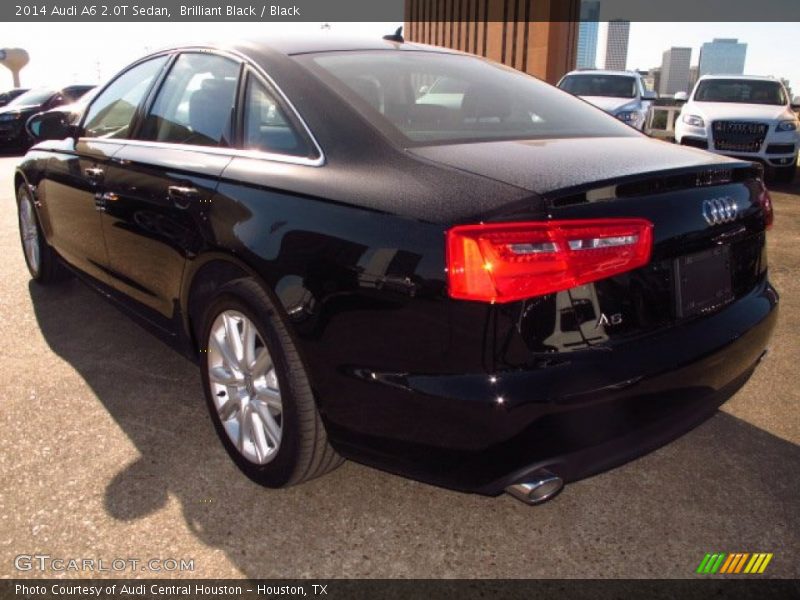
xmin=688 ymin=65 xmax=699 ymax=91
xmin=576 ymin=1 xmax=600 ymax=69
xmin=404 ymin=0 xmax=579 ymax=84
xmin=647 ymin=67 xmax=661 ymax=94
xmin=659 ymin=47 xmax=692 ymax=96
xmin=698 ymin=38 xmax=747 ymax=76
xmin=603 ymin=20 xmax=630 ymax=71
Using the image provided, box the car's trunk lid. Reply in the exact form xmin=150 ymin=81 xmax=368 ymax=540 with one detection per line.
xmin=408 ymin=136 xmax=745 ymax=199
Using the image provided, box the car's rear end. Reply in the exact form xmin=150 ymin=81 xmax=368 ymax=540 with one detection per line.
xmin=291 ymin=45 xmax=778 ymax=502
xmin=435 ymin=161 xmax=777 ymax=502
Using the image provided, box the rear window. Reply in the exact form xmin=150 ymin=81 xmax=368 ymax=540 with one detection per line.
xmin=296 ymin=51 xmax=636 ymax=146
xmin=693 ymin=79 xmax=787 ymax=106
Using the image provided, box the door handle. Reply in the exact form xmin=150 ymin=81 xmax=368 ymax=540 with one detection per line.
xmin=84 ymin=166 xmax=104 ymax=180
xmin=167 ymin=185 xmax=198 ymax=209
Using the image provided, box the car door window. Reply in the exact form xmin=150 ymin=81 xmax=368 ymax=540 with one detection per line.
xmin=82 ymin=56 xmax=167 ymax=139
xmin=140 ymin=53 xmax=239 ymax=147
xmin=243 ymin=75 xmax=309 ymax=157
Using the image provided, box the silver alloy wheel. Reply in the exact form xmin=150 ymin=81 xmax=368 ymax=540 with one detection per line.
xmin=18 ymin=194 xmax=40 ymax=275
xmin=207 ymin=310 xmax=283 ymax=465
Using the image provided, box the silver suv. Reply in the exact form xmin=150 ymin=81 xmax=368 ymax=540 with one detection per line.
xmin=558 ymin=70 xmax=656 ymax=131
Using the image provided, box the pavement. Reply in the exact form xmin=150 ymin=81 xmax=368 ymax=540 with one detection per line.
xmin=0 ymin=153 xmax=797 ymax=579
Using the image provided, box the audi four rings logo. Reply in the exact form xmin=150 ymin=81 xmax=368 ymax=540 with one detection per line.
xmin=702 ymin=197 xmax=739 ymax=226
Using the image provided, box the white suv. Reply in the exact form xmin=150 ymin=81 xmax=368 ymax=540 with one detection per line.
xmin=675 ymin=75 xmax=800 ymax=182
xmin=557 ymin=70 xmax=656 ymax=131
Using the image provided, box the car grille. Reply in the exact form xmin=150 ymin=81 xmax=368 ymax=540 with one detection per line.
xmin=712 ymin=121 xmax=768 ymax=153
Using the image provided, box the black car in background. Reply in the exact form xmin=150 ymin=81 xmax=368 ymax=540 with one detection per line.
xmin=15 ymin=38 xmax=777 ymax=505
xmin=0 ymin=88 xmax=29 ymax=107
xmin=0 ymin=85 xmax=94 ymax=150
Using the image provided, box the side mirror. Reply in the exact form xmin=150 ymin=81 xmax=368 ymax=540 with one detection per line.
xmin=26 ymin=110 xmax=73 ymax=142
xmin=673 ymin=91 xmax=688 ymax=103
xmin=642 ymin=90 xmax=658 ymax=100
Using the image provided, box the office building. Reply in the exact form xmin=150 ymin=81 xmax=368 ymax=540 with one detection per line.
xmin=405 ymin=0 xmax=579 ymax=84
xmin=603 ymin=20 xmax=630 ymax=71
xmin=576 ymin=1 xmax=600 ymax=69
xmin=698 ymin=38 xmax=747 ymax=76
xmin=659 ymin=47 xmax=692 ymax=96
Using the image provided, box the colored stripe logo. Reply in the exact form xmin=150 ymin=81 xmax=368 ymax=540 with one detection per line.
xmin=696 ymin=552 xmax=773 ymax=574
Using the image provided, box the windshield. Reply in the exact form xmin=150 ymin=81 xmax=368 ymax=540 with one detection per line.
xmin=297 ymin=52 xmax=637 ymax=145
xmin=693 ymin=79 xmax=786 ymax=105
xmin=558 ymin=74 xmax=637 ymax=99
xmin=8 ymin=88 xmax=55 ymax=107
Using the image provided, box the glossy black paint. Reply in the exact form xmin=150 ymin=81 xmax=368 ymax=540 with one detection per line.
xmin=16 ymin=39 xmax=778 ymax=495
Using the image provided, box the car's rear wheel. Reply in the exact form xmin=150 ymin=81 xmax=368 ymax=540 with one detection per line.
xmin=199 ymin=278 xmax=343 ymax=487
xmin=17 ymin=183 xmax=68 ymax=283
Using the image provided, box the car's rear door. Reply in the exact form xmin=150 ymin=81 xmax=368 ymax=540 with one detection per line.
xmin=39 ymin=56 xmax=168 ymax=283
xmin=99 ymin=51 xmax=241 ymax=320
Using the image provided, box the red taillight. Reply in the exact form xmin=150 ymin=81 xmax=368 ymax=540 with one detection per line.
xmin=758 ymin=183 xmax=774 ymax=229
xmin=446 ymin=218 xmax=653 ymax=303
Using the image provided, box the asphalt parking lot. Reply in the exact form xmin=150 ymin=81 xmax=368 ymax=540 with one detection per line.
xmin=0 ymin=153 xmax=798 ymax=579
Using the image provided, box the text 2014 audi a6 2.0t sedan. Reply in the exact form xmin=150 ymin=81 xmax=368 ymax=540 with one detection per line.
xmin=16 ymin=37 xmax=777 ymax=504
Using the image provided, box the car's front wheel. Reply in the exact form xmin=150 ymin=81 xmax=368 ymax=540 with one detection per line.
xmin=199 ymin=278 xmax=343 ymax=487
xmin=16 ymin=183 xmax=68 ymax=283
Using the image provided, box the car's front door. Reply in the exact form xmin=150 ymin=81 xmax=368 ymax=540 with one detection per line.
xmin=100 ymin=52 xmax=241 ymax=320
xmin=40 ymin=56 xmax=168 ymax=283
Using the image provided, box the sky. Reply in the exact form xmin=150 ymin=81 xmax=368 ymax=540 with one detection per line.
xmin=625 ymin=22 xmax=800 ymax=91
xmin=1 ymin=21 xmax=798 ymax=95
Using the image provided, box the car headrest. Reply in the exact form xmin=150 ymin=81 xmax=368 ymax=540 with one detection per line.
xmin=345 ymin=76 xmax=383 ymax=112
xmin=188 ymin=78 xmax=236 ymax=144
xmin=461 ymin=84 xmax=512 ymax=121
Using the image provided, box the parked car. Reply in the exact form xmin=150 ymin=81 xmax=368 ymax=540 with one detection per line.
xmin=0 ymin=85 xmax=94 ymax=150
xmin=675 ymin=75 xmax=800 ymax=183
xmin=557 ymin=69 xmax=656 ymax=131
xmin=0 ymin=88 xmax=29 ymax=107
xmin=25 ymin=87 xmax=98 ymax=140
xmin=16 ymin=39 xmax=777 ymax=505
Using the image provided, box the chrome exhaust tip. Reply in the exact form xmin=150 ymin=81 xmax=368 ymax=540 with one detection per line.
xmin=506 ymin=469 xmax=564 ymax=505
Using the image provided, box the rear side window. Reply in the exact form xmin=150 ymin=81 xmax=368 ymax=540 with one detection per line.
xmin=140 ymin=53 xmax=239 ymax=146
xmin=83 ymin=56 xmax=167 ymax=139
xmin=242 ymin=75 xmax=309 ymax=157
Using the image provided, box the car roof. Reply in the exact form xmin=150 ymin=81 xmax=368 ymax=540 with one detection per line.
xmin=233 ymin=35 xmax=457 ymax=56
xmin=563 ymin=69 xmax=640 ymax=78
xmin=696 ymin=74 xmax=778 ymax=82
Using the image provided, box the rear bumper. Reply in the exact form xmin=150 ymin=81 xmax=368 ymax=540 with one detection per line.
xmin=328 ymin=279 xmax=778 ymax=495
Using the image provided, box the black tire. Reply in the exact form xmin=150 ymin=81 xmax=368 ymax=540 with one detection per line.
xmin=16 ymin=183 xmax=69 ymax=283
xmin=199 ymin=277 xmax=343 ymax=487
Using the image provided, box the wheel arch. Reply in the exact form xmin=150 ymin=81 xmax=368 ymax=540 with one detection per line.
xmin=180 ymin=252 xmax=302 ymax=362
xmin=14 ymin=169 xmax=31 ymax=200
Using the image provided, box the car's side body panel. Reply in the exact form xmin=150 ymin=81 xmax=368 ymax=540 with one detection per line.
xmin=100 ymin=142 xmax=231 ymax=318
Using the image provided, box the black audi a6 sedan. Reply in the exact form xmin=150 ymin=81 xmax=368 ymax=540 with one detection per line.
xmin=16 ymin=37 xmax=777 ymax=504
xmin=0 ymin=85 xmax=94 ymax=151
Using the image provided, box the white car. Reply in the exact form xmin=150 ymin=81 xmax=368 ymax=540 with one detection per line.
xmin=675 ymin=75 xmax=800 ymax=182
xmin=557 ymin=70 xmax=656 ymax=131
